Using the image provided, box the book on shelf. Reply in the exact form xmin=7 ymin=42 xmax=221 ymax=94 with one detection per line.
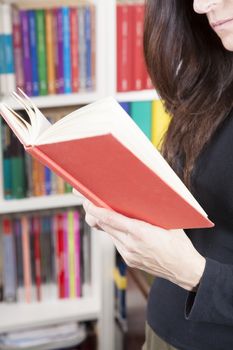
xmin=0 ymin=207 xmax=91 ymax=304
xmin=0 ymin=89 xmax=214 ymax=230
xmin=0 ymin=2 xmax=96 ymax=97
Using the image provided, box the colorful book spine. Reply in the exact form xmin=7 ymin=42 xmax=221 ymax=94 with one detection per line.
xmin=28 ymin=10 xmax=39 ymax=96
xmin=78 ymin=6 xmax=86 ymax=91
xmin=57 ymin=8 xmax=64 ymax=94
xmin=21 ymin=215 xmax=32 ymax=303
xmin=36 ymin=10 xmax=47 ymax=95
xmin=63 ymin=212 xmax=69 ymax=298
xmin=12 ymin=7 xmax=24 ymax=90
xmin=131 ymin=101 xmax=152 ymax=140
xmin=70 ymin=7 xmax=79 ymax=92
xmin=85 ymin=6 xmax=92 ymax=90
xmin=68 ymin=210 xmax=75 ymax=298
xmin=33 ymin=216 xmax=41 ymax=301
xmin=2 ymin=123 xmax=12 ymax=199
xmin=116 ymin=4 xmax=133 ymax=92
xmin=45 ymin=166 xmax=52 ymax=195
xmin=74 ymin=210 xmax=81 ymax=297
xmin=56 ymin=213 xmax=65 ymax=298
xmin=45 ymin=9 xmax=56 ymax=94
xmin=2 ymin=4 xmax=16 ymax=94
xmin=2 ymin=218 xmax=17 ymax=302
xmin=0 ymin=5 xmax=6 ymax=96
xmin=152 ymin=99 xmax=171 ymax=150
xmin=119 ymin=102 xmax=131 ymax=115
xmin=132 ymin=4 xmax=145 ymax=91
xmin=20 ymin=10 xmax=32 ymax=96
xmin=10 ymin=131 xmax=26 ymax=199
xmin=62 ymin=7 xmax=72 ymax=94
xmin=90 ymin=4 xmax=96 ymax=90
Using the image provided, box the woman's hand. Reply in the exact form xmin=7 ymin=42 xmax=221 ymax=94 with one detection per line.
xmin=82 ymin=198 xmax=206 ymax=291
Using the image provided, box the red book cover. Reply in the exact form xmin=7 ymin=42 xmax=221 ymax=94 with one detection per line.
xmin=32 ymin=215 xmax=41 ymax=301
xmin=25 ymin=135 xmax=213 ymax=230
xmin=132 ymin=4 xmax=145 ymax=91
xmin=70 ymin=7 xmax=79 ymax=92
xmin=55 ymin=213 xmax=65 ymax=298
xmin=116 ymin=4 xmax=133 ymax=92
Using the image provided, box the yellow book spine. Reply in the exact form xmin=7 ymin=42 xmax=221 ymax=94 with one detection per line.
xmin=68 ymin=210 xmax=76 ymax=298
xmin=45 ymin=9 xmax=56 ymax=94
xmin=113 ymin=268 xmax=127 ymax=290
xmin=151 ymin=99 xmax=171 ymax=150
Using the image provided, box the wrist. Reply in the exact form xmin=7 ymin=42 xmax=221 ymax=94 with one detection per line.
xmin=180 ymin=255 xmax=206 ymax=291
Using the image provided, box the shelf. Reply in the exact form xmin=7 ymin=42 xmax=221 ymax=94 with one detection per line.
xmin=0 ymin=193 xmax=84 ymax=214
xmin=0 ymin=92 xmax=102 ymax=110
xmin=0 ymin=296 xmax=101 ymax=332
xmin=115 ymin=89 xmax=159 ymax=102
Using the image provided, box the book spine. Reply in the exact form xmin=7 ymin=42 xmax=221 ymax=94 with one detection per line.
xmin=132 ymin=4 xmax=145 ymax=91
xmin=70 ymin=7 xmax=79 ymax=92
xmin=36 ymin=9 xmax=47 ymax=95
xmin=62 ymin=7 xmax=72 ymax=94
xmin=20 ymin=10 xmax=32 ymax=96
xmin=57 ymin=8 xmax=64 ymax=94
xmin=2 ymin=218 xmax=17 ymax=302
xmin=45 ymin=166 xmax=52 ymax=195
xmin=12 ymin=6 xmax=24 ymax=90
xmin=45 ymin=9 xmax=56 ymax=94
xmin=151 ymin=99 xmax=171 ymax=150
xmin=68 ymin=210 xmax=75 ymax=298
xmin=21 ymin=215 xmax=31 ymax=302
xmin=11 ymin=129 xmax=26 ymax=199
xmin=131 ymin=101 xmax=152 ymax=140
xmin=63 ymin=211 xmax=69 ymax=298
xmin=0 ymin=5 xmax=6 ymax=96
xmin=84 ymin=5 xmax=92 ymax=90
xmin=74 ymin=210 xmax=81 ymax=297
xmin=78 ymin=6 xmax=86 ymax=91
xmin=2 ymin=4 xmax=16 ymax=94
xmin=28 ymin=10 xmax=39 ymax=96
xmin=90 ymin=4 xmax=96 ymax=91
xmin=56 ymin=213 xmax=65 ymax=298
xmin=116 ymin=4 xmax=133 ymax=92
xmin=33 ymin=216 xmax=41 ymax=301
xmin=2 ymin=123 xmax=12 ymax=199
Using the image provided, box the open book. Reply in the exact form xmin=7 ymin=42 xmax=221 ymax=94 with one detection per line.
xmin=0 ymin=89 xmax=214 ymax=229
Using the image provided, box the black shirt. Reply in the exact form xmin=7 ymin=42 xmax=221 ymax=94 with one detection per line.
xmin=147 ymin=110 xmax=233 ymax=350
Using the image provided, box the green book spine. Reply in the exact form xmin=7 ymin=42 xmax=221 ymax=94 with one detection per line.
xmin=131 ymin=101 xmax=152 ymax=140
xmin=36 ymin=10 xmax=47 ymax=95
xmin=11 ymin=133 xmax=26 ymax=199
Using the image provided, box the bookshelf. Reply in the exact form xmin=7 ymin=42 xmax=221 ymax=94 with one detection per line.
xmin=0 ymin=0 xmax=158 ymax=349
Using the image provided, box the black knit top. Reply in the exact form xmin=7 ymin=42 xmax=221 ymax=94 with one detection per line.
xmin=147 ymin=110 xmax=233 ymax=350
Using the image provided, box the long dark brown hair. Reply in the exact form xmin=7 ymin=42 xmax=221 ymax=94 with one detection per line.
xmin=144 ymin=0 xmax=233 ymax=188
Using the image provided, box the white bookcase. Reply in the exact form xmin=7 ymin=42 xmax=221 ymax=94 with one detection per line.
xmin=0 ymin=0 xmax=158 ymax=349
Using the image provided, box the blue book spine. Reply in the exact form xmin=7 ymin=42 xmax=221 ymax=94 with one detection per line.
xmin=84 ymin=6 xmax=92 ymax=90
xmin=0 ymin=34 xmax=5 ymax=73
xmin=119 ymin=102 xmax=131 ymax=116
xmin=28 ymin=10 xmax=39 ymax=96
xmin=45 ymin=166 xmax=52 ymax=195
xmin=62 ymin=7 xmax=71 ymax=94
xmin=3 ymin=34 xmax=14 ymax=74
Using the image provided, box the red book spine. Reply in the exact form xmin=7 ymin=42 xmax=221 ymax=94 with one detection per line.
xmin=116 ymin=4 xmax=133 ymax=92
xmin=70 ymin=7 xmax=79 ymax=92
xmin=33 ymin=216 xmax=41 ymax=301
xmin=56 ymin=213 xmax=65 ymax=298
xmin=132 ymin=4 xmax=145 ymax=91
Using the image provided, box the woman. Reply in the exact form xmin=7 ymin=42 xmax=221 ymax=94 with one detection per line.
xmin=79 ymin=1 xmax=233 ymax=349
